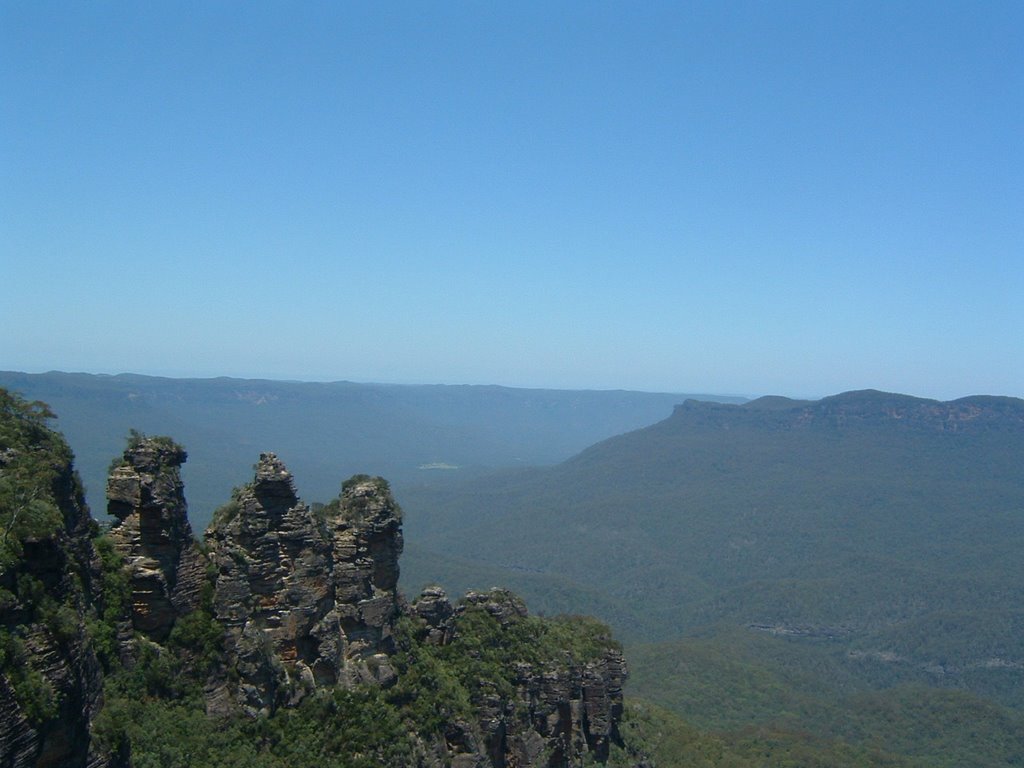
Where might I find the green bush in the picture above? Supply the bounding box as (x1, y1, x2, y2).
(0, 389, 72, 569)
(168, 607, 224, 674)
(211, 486, 247, 527)
(87, 535, 132, 668)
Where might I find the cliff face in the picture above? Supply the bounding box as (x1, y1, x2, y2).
(0, 392, 112, 768)
(411, 588, 627, 767)
(0, 518, 106, 768)
(203, 456, 404, 715)
(323, 473, 405, 682)
(105, 437, 204, 642)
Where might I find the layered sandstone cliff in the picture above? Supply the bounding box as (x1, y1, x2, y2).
(196, 453, 627, 765)
(0, 393, 116, 768)
(105, 436, 204, 641)
(411, 588, 627, 767)
(202, 455, 404, 715)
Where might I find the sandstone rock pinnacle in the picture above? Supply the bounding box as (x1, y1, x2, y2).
(105, 434, 204, 641)
(204, 458, 405, 714)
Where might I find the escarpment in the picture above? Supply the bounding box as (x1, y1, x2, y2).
(3, 396, 630, 768)
(175, 452, 629, 765)
(0, 392, 115, 768)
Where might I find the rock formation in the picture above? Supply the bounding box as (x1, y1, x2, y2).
(203, 456, 404, 715)
(105, 435, 204, 641)
(323, 473, 404, 683)
(0, 391, 117, 768)
(199, 456, 628, 764)
(411, 588, 628, 767)
(0, 515, 109, 768)
(413, 585, 455, 645)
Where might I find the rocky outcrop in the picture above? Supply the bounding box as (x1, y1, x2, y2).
(469, 590, 626, 767)
(203, 457, 404, 715)
(411, 588, 628, 767)
(203, 453, 332, 715)
(497, 653, 627, 766)
(200, 458, 628, 764)
(323, 473, 404, 685)
(105, 436, 204, 642)
(0, 535, 109, 768)
(0, 391, 114, 768)
(413, 585, 455, 645)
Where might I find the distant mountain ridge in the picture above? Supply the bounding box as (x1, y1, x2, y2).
(717, 388, 1024, 429)
(0, 370, 743, 529)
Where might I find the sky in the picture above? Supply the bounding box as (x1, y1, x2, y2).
(2, 1, 1022, 400)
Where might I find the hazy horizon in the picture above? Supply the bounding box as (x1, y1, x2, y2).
(4, 367, 1020, 405)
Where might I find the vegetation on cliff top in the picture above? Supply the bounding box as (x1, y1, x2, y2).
(0, 388, 92, 728)
(93, 583, 622, 766)
(0, 389, 73, 569)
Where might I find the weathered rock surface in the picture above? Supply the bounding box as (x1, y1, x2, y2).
(201, 459, 628, 764)
(413, 585, 455, 645)
(324, 473, 404, 685)
(203, 457, 404, 715)
(0, 400, 118, 768)
(0, 536, 109, 768)
(105, 436, 204, 642)
(412, 588, 628, 767)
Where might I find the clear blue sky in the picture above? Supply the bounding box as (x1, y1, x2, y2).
(2, 1, 1022, 400)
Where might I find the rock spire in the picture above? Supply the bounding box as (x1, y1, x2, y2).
(105, 434, 204, 641)
(203, 455, 404, 714)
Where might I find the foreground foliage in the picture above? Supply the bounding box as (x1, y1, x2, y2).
(93, 582, 621, 767)
(0, 390, 71, 570)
